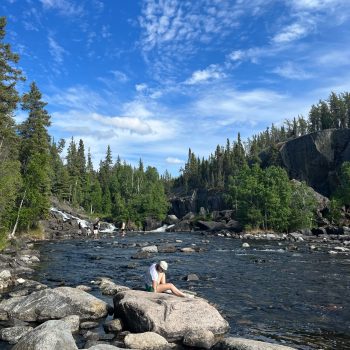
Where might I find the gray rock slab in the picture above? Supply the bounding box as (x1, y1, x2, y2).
(0, 326, 33, 344)
(0, 286, 108, 322)
(114, 290, 229, 341)
(12, 320, 78, 350)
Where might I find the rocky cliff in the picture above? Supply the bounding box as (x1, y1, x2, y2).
(274, 129, 350, 196)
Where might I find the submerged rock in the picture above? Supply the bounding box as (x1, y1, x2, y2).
(214, 337, 296, 350)
(113, 290, 229, 341)
(12, 320, 78, 350)
(0, 286, 108, 322)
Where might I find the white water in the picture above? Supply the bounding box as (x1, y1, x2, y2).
(149, 224, 174, 232)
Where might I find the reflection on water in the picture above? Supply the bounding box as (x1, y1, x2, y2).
(31, 232, 350, 350)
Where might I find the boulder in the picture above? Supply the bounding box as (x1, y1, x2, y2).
(164, 215, 179, 225)
(214, 337, 296, 350)
(99, 278, 130, 296)
(61, 314, 80, 333)
(144, 218, 162, 231)
(197, 221, 226, 231)
(0, 287, 108, 322)
(184, 274, 199, 281)
(87, 345, 126, 350)
(183, 330, 216, 349)
(113, 290, 229, 341)
(141, 245, 158, 253)
(103, 319, 123, 333)
(180, 247, 196, 253)
(124, 332, 168, 349)
(183, 212, 196, 220)
(12, 320, 78, 350)
(242, 243, 250, 248)
(81, 321, 99, 329)
(167, 220, 192, 232)
(226, 220, 243, 232)
(0, 326, 33, 344)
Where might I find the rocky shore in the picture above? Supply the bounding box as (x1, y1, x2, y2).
(0, 239, 304, 350)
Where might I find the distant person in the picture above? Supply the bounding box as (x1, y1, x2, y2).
(93, 219, 100, 235)
(121, 221, 126, 237)
(145, 261, 186, 297)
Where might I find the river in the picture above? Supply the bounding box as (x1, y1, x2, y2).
(30, 232, 350, 349)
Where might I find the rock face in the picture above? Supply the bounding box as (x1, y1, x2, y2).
(113, 290, 229, 341)
(276, 129, 350, 197)
(0, 326, 33, 344)
(0, 287, 108, 322)
(12, 320, 78, 350)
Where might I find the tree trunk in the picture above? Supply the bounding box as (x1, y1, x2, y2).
(9, 189, 27, 239)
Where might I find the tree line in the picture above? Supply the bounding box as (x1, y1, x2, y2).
(0, 17, 168, 243)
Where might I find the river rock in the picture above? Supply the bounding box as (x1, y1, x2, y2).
(183, 330, 216, 349)
(99, 278, 130, 295)
(0, 286, 108, 321)
(164, 215, 179, 225)
(76, 285, 92, 292)
(114, 290, 229, 341)
(167, 220, 192, 232)
(124, 332, 168, 349)
(61, 314, 80, 333)
(0, 325, 33, 344)
(87, 345, 125, 349)
(214, 337, 296, 349)
(12, 320, 78, 350)
(242, 243, 250, 248)
(103, 319, 123, 333)
(157, 245, 177, 253)
(81, 321, 99, 329)
(141, 245, 158, 253)
(184, 273, 199, 281)
(180, 247, 196, 253)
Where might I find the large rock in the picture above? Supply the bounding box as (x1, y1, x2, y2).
(99, 278, 130, 296)
(144, 218, 162, 231)
(113, 290, 229, 341)
(164, 215, 179, 225)
(274, 129, 350, 197)
(0, 325, 33, 344)
(214, 337, 296, 350)
(166, 220, 192, 232)
(197, 220, 226, 231)
(12, 320, 78, 350)
(87, 345, 125, 350)
(124, 332, 168, 349)
(183, 329, 216, 349)
(0, 287, 108, 322)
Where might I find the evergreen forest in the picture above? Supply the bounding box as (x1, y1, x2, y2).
(1, 15, 350, 244)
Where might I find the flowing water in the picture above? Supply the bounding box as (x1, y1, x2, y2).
(18, 232, 350, 349)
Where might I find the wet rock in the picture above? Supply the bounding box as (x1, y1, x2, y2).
(83, 330, 100, 340)
(61, 314, 80, 333)
(197, 220, 226, 231)
(183, 330, 216, 349)
(144, 218, 162, 231)
(103, 319, 123, 333)
(12, 320, 78, 350)
(167, 220, 192, 232)
(180, 247, 196, 253)
(242, 243, 250, 248)
(311, 227, 327, 236)
(131, 251, 153, 259)
(0, 326, 33, 344)
(157, 245, 177, 253)
(141, 245, 158, 253)
(124, 332, 168, 349)
(114, 290, 229, 341)
(226, 220, 243, 232)
(81, 321, 99, 329)
(76, 285, 92, 292)
(99, 277, 130, 296)
(164, 215, 179, 225)
(289, 232, 304, 241)
(184, 274, 199, 281)
(0, 286, 109, 321)
(213, 337, 296, 349)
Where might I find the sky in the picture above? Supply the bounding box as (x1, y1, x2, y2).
(2, 0, 350, 175)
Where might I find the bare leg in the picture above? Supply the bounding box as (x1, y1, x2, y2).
(156, 283, 186, 297)
(158, 272, 166, 285)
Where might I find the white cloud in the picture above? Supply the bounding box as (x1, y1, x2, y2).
(92, 113, 153, 135)
(135, 83, 148, 92)
(272, 62, 312, 80)
(40, 0, 84, 16)
(272, 23, 310, 43)
(229, 50, 244, 61)
(48, 35, 68, 64)
(111, 70, 128, 82)
(166, 157, 184, 164)
(185, 65, 225, 85)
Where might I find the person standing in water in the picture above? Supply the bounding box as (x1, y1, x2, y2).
(145, 261, 186, 297)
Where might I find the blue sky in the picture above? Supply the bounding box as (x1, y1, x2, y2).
(2, 0, 350, 175)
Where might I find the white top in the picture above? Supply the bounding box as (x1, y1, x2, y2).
(145, 263, 158, 286)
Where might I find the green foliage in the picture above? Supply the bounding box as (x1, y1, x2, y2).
(334, 161, 350, 206)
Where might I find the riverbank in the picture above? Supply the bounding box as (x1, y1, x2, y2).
(1, 231, 349, 349)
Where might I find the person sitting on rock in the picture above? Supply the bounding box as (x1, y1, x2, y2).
(145, 261, 186, 297)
